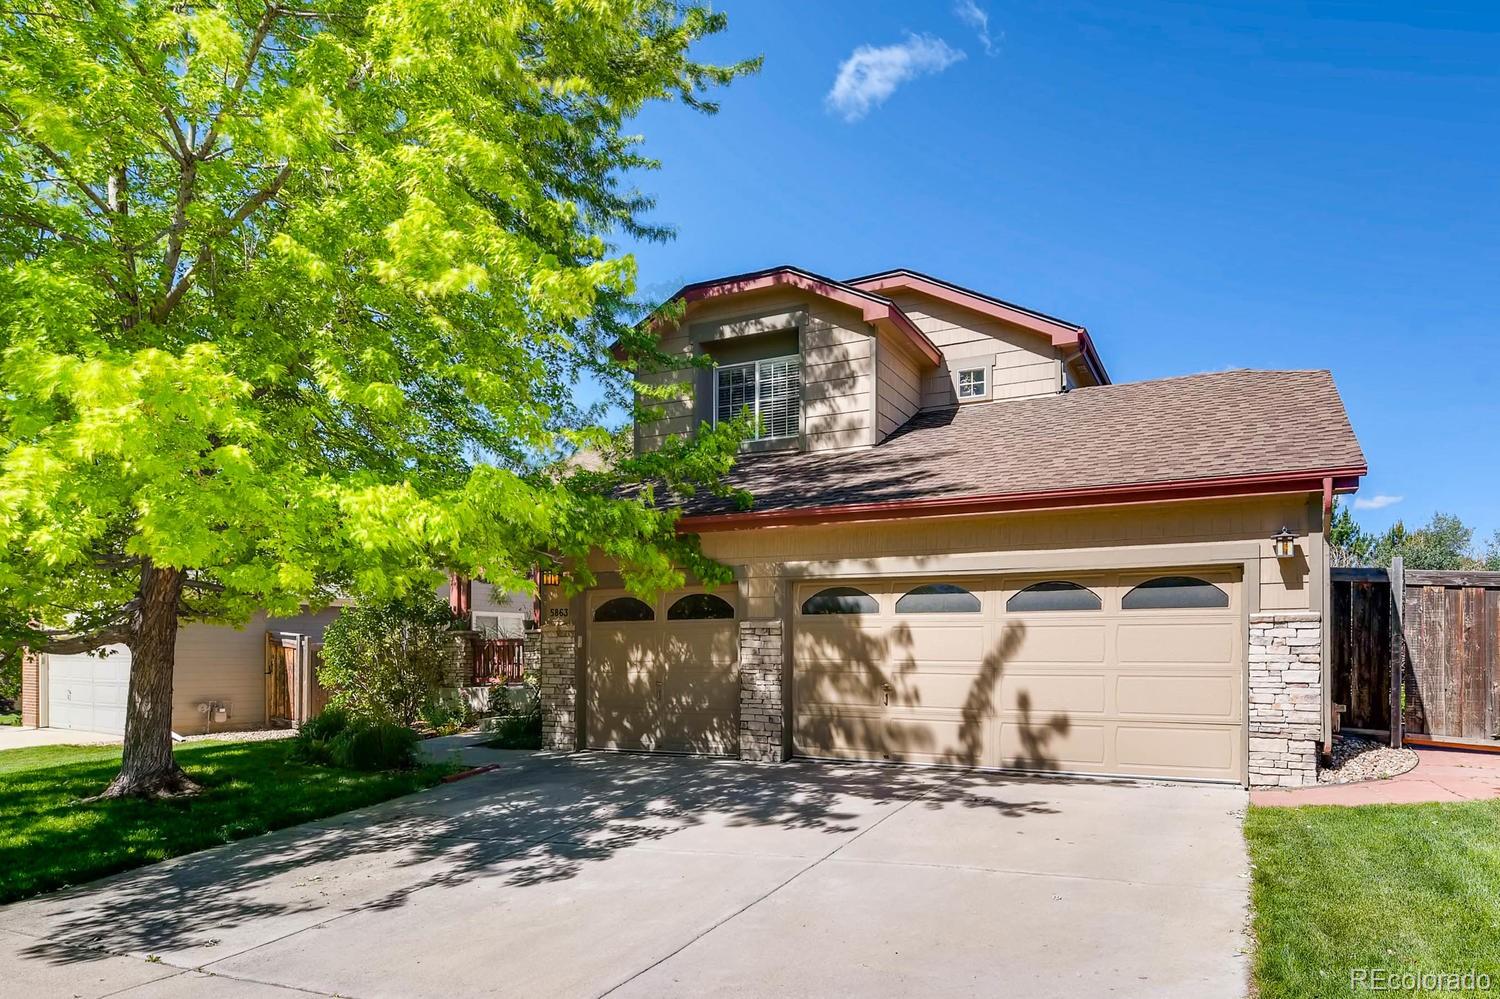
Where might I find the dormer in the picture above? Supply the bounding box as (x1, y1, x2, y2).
(632, 266, 1109, 457)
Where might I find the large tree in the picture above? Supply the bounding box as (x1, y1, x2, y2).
(0, 0, 755, 796)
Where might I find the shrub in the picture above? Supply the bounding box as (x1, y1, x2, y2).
(419, 696, 471, 736)
(484, 690, 541, 749)
(290, 706, 353, 766)
(328, 719, 418, 771)
(318, 594, 456, 726)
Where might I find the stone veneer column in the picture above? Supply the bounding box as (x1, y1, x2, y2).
(1248, 611, 1323, 787)
(442, 630, 478, 688)
(536, 624, 578, 751)
(738, 620, 786, 762)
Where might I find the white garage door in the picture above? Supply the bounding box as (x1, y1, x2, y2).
(792, 569, 1245, 782)
(46, 647, 131, 734)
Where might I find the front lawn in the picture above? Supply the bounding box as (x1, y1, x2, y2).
(0, 739, 451, 904)
(1246, 801, 1500, 998)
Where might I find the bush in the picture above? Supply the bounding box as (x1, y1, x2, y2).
(318, 594, 456, 726)
(483, 690, 541, 749)
(328, 719, 418, 771)
(419, 696, 471, 736)
(294, 709, 417, 770)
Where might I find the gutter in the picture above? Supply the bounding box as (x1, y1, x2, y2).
(676, 466, 1367, 533)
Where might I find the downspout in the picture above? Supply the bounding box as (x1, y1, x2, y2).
(1321, 476, 1334, 757)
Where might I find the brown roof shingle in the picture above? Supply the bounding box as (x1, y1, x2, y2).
(680, 369, 1365, 517)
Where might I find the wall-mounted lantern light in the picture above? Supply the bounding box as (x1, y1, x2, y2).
(1272, 527, 1297, 559)
(537, 569, 562, 587)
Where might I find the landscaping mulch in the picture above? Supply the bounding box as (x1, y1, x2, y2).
(1317, 733, 1419, 785)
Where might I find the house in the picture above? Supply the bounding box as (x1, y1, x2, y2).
(20, 581, 529, 736)
(533, 266, 1366, 788)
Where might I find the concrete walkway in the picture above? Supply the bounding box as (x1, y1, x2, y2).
(1, 749, 1251, 998)
(1251, 747, 1500, 806)
(0, 726, 119, 749)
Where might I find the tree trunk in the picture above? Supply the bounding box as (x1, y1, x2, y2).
(100, 563, 198, 798)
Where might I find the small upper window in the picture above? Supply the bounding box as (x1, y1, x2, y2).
(593, 597, 656, 622)
(957, 367, 987, 399)
(1006, 581, 1102, 613)
(801, 587, 878, 615)
(895, 583, 981, 614)
(667, 593, 736, 621)
(1121, 576, 1229, 610)
(715, 355, 801, 441)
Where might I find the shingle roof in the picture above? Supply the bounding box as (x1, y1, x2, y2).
(678, 370, 1365, 518)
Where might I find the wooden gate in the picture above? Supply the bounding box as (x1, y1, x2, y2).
(1401, 571, 1500, 743)
(1330, 568, 1393, 733)
(265, 632, 328, 727)
(266, 634, 298, 726)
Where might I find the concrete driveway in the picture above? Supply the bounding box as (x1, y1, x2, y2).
(1, 746, 1250, 998)
(0, 726, 119, 749)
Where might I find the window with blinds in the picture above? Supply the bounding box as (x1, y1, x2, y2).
(714, 354, 801, 441)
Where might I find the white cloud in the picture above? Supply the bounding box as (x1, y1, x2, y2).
(954, 0, 994, 54)
(1354, 494, 1404, 511)
(826, 34, 966, 122)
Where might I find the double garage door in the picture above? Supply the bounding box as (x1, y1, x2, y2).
(794, 570, 1245, 782)
(584, 569, 1245, 782)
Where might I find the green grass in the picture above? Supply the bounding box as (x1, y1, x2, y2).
(0, 739, 452, 904)
(1246, 801, 1500, 998)
(0, 713, 20, 726)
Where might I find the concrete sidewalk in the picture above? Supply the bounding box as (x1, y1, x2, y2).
(1, 752, 1250, 998)
(1251, 747, 1500, 806)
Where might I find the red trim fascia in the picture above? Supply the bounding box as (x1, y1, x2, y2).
(677, 269, 942, 366)
(676, 466, 1369, 533)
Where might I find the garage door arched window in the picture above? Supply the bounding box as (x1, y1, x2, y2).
(593, 597, 656, 622)
(1122, 576, 1228, 610)
(895, 583, 980, 614)
(801, 586, 878, 615)
(667, 593, 736, 620)
(1006, 581, 1101, 613)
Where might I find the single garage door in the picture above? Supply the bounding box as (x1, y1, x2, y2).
(46, 647, 131, 734)
(585, 589, 739, 755)
(793, 570, 1244, 782)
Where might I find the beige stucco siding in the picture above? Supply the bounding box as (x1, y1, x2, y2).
(888, 291, 1062, 407)
(874, 329, 923, 440)
(170, 608, 341, 733)
(634, 289, 879, 453)
(683, 494, 1321, 620)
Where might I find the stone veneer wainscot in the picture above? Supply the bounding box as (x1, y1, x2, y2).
(1247, 611, 1323, 787)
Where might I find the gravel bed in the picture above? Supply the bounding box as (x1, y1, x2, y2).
(1317, 733, 1419, 784)
(176, 728, 298, 744)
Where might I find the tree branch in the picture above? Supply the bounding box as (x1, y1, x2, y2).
(26, 622, 133, 654)
(150, 163, 291, 323)
(197, 3, 279, 159)
(0, 105, 113, 216)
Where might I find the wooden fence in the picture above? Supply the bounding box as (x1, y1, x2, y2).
(1330, 562, 1500, 747)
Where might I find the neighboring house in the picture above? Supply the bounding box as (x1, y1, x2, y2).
(537, 266, 1366, 788)
(21, 582, 529, 737)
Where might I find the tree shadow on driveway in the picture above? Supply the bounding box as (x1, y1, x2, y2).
(3, 751, 1104, 967)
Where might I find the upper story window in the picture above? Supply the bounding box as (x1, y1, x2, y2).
(715, 355, 801, 441)
(957, 367, 987, 400)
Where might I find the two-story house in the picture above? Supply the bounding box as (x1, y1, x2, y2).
(537, 266, 1366, 788)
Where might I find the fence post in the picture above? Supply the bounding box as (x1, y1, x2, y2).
(1388, 555, 1404, 749)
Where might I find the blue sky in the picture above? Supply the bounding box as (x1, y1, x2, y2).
(615, 1, 1499, 542)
